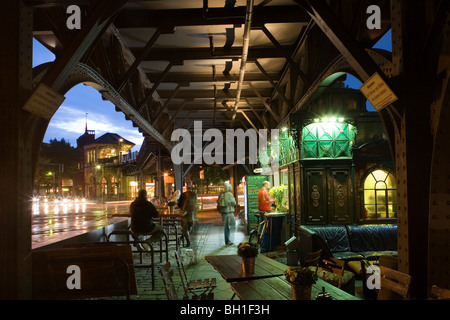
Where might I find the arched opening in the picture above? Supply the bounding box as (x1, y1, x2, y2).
(31, 40, 148, 245)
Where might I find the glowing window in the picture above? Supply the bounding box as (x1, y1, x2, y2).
(363, 169, 397, 219)
(301, 121, 356, 159)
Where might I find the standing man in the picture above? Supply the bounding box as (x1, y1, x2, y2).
(130, 189, 165, 249)
(258, 181, 273, 213)
(217, 182, 237, 246)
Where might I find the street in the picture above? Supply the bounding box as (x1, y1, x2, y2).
(31, 195, 245, 249)
(31, 199, 131, 249)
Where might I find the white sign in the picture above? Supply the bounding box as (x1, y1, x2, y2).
(23, 83, 65, 120)
(360, 72, 398, 111)
(62, 179, 73, 187)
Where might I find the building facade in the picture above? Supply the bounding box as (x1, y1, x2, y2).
(263, 87, 395, 232)
(75, 129, 138, 201)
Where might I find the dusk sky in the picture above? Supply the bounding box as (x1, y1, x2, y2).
(33, 39, 145, 151)
(33, 30, 391, 152)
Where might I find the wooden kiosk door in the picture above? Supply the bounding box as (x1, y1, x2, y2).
(304, 167, 352, 224)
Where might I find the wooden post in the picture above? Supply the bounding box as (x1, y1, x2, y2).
(0, 1, 34, 299)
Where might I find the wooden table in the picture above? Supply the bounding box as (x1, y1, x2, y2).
(230, 276, 361, 300)
(204, 254, 288, 283)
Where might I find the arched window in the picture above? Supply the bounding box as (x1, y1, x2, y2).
(363, 169, 397, 220)
(111, 176, 118, 195)
(101, 177, 107, 195)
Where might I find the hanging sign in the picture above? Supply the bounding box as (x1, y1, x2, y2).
(23, 83, 65, 120)
(359, 72, 398, 111)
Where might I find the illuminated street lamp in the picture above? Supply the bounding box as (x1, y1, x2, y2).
(47, 171, 56, 195)
(96, 164, 104, 203)
(119, 138, 123, 163)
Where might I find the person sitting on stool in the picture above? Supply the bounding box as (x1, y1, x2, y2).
(130, 189, 164, 250)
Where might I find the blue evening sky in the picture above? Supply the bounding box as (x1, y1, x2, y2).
(33, 40, 145, 151)
(33, 29, 392, 149)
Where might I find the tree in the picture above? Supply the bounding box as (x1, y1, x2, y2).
(205, 166, 229, 185)
(34, 138, 77, 194)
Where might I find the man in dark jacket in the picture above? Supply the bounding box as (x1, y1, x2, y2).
(130, 189, 164, 248)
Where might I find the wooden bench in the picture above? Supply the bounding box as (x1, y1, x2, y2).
(32, 245, 137, 300)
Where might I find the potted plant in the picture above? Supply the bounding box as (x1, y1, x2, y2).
(268, 185, 288, 212)
(237, 242, 258, 274)
(284, 266, 318, 300)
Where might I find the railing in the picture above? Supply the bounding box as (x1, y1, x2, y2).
(122, 151, 138, 163)
(97, 151, 139, 166)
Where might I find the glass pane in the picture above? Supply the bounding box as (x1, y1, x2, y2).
(386, 173, 397, 188)
(372, 169, 388, 182)
(377, 205, 387, 217)
(364, 189, 376, 205)
(376, 190, 386, 205)
(388, 190, 397, 204)
(375, 181, 387, 190)
(365, 205, 377, 219)
(364, 174, 376, 189)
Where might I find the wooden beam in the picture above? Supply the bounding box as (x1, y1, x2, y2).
(254, 59, 292, 108)
(129, 46, 288, 62)
(145, 72, 280, 83)
(161, 101, 188, 136)
(249, 82, 281, 122)
(239, 110, 260, 134)
(245, 98, 268, 129)
(259, 25, 310, 86)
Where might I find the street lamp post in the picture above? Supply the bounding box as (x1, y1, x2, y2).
(96, 164, 104, 203)
(47, 171, 56, 196)
(119, 138, 123, 163)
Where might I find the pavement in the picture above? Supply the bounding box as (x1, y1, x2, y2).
(118, 209, 254, 300)
(97, 209, 364, 301)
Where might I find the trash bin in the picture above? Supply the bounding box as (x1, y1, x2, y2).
(260, 213, 285, 253)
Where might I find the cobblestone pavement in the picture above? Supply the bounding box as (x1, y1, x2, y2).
(102, 210, 257, 300)
(96, 210, 364, 301)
